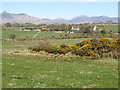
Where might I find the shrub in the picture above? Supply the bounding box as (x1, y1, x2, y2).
(29, 46, 44, 52)
(60, 44, 67, 48)
(44, 46, 58, 54)
(29, 38, 120, 59)
(100, 30, 106, 37)
(9, 34, 16, 39)
(72, 49, 86, 56)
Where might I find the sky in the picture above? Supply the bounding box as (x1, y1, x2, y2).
(1, 2, 118, 19)
(0, 0, 119, 2)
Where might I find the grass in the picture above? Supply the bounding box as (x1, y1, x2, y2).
(2, 30, 80, 39)
(2, 38, 93, 52)
(1, 23, 118, 89)
(97, 24, 118, 33)
(2, 37, 118, 88)
(2, 53, 118, 88)
(2, 24, 118, 39)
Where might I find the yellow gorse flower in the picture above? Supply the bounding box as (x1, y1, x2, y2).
(101, 49, 109, 52)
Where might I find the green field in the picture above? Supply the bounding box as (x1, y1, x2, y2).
(2, 26, 118, 88)
(2, 30, 81, 39)
(2, 36, 118, 88)
(2, 24, 118, 39)
(97, 24, 118, 33)
(3, 54, 118, 88)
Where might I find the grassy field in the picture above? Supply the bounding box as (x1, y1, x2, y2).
(97, 24, 118, 33)
(2, 37, 118, 88)
(3, 54, 118, 88)
(2, 30, 80, 39)
(2, 24, 118, 39)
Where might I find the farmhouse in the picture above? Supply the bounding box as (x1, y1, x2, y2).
(71, 26, 80, 31)
(93, 26, 97, 31)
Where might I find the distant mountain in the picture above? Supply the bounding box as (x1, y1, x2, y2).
(69, 15, 118, 23)
(52, 18, 68, 23)
(0, 11, 41, 24)
(41, 18, 51, 20)
(69, 15, 90, 23)
(0, 11, 118, 24)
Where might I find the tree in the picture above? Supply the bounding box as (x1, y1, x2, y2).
(109, 29, 113, 37)
(105, 20, 113, 24)
(80, 25, 92, 33)
(100, 30, 106, 37)
(5, 23, 11, 27)
(9, 34, 16, 39)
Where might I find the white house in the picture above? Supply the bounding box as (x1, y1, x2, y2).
(71, 26, 80, 31)
(93, 26, 97, 31)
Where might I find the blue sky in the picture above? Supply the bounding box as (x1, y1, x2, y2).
(2, 2, 118, 19)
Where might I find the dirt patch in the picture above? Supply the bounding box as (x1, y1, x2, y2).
(13, 50, 49, 56)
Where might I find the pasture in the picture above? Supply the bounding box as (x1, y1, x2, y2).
(2, 39, 118, 88)
(2, 25, 118, 88)
(97, 24, 118, 33)
(2, 24, 118, 39)
(2, 30, 80, 39)
(3, 53, 118, 88)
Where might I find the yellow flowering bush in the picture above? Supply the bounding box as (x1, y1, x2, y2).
(29, 38, 120, 59)
(81, 44, 92, 50)
(87, 51, 95, 56)
(101, 49, 109, 53)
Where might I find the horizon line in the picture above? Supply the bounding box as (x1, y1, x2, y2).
(0, 11, 118, 20)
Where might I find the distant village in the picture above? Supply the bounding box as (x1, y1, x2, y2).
(2, 21, 117, 34)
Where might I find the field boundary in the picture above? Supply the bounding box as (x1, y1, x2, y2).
(1, 36, 118, 41)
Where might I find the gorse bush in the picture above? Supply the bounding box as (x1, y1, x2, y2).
(29, 38, 120, 59)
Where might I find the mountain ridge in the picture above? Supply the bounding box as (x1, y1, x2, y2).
(0, 11, 118, 24)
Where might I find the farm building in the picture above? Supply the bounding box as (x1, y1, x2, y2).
(71, 26, 80, 31)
